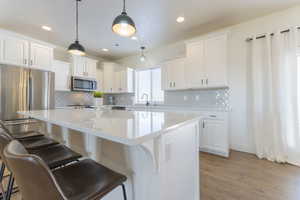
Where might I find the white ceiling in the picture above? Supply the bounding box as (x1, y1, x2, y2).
(0, 0, 299, 59)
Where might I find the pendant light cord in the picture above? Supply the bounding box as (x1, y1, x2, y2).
(122, 0, 126, 13)
(76, 0, 79, 41)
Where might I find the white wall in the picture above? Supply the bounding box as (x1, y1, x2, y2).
(117, 5, 300, 154)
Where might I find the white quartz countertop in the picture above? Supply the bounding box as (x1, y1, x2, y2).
(18, 109, 201, 146)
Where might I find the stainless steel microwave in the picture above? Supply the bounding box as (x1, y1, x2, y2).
(71, 76, 97, 92)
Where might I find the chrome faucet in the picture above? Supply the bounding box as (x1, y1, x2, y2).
(141, 93, 150, 106)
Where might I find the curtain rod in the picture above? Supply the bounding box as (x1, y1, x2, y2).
(245, 27, 300, 42)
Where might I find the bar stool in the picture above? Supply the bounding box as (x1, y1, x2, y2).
(0, 119, 45, 139)
(0, 131, 82, 200)
(4, 140, 128, 200)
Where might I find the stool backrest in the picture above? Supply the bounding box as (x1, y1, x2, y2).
(4, 140, 67, 200)
(0, 130, 13, 166)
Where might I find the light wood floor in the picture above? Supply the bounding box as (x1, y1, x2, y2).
(7, 151, 300, 200)
(200, 151, 300, 200)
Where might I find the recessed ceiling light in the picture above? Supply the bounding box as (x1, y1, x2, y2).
(131, 36, 138, 40)
(176, 16, 185, 23)
(102, 48, 109, 52)
(42, 25, 52, 31)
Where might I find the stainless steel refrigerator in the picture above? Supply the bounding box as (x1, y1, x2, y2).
(0, 65, 55, 121)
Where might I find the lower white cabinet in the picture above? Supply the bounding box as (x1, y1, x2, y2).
(52, 60, 71, 91)
(199, 113, 229, 157)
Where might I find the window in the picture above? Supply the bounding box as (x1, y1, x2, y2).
(135, 67, 164, 104)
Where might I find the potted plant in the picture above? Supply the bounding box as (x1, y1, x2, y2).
(93, 91, 104, 107)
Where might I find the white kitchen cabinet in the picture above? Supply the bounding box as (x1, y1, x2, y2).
(115, 68, 134, 93)
(162, 58, 186, 90)
(103, 62, 134, 93)
(29, 42, 53, 71)
(185, 33, 228, 89)
(0, 35, 29, 67)
(203, 34, 228, 87)
(199, 114, 229, 157)
(71, 55, 98, 78)
(71, 55, 86, 77)
(85, 58, 98, 79)
(185, 41, 205, 88)
(103, 62, 117, 93)
(0, 31, 54, 71)
(52, 60, 71, 91)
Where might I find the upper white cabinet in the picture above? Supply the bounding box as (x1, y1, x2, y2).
(85, 58, 98, 79)
(185, 33, 228, 89)
(103, 62, 116, 93)
(71, 55, 98, 79)
(203, 34, 228, 87)
(114, 68, 134, 93)
(52, 60, 71, 91)
(0, 35, 29, 67)
(162, 58, 186, 90)
(102, 62, 134, 94)
(185, 40, 205, 88)
(30, 42, 53, 71)
(71, 55, 86, 77)
(161, 33, 228, 91)
(0, 30, 54, 71)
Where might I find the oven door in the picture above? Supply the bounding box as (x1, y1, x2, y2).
(72, 77, 97, 92)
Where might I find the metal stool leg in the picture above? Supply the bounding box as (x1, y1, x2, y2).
(0, 163, 5, 183)
(121, 184, 127, 200)
(5, 174, 14, 200)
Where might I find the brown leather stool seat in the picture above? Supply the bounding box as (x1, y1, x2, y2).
(0, 130, 80, 169)
(4, 140, 128, 200)
(9, 131, 43, 140)
(29, 144, 82, 169)
(53, 159, 127, 200)
(0, 131, 82, 200)
(18, 135, 59, 150)
(1, 120, 45, 139)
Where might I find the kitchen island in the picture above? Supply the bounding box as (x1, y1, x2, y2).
(19, 109, 201, 200)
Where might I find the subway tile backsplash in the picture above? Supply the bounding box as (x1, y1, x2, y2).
(104, 89, 230, 111)
(55, 91, 94, 107)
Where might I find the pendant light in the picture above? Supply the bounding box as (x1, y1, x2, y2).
(112, 0, 136, 37)
(140, 46, 146, 62)
(68, 0, 86, 56)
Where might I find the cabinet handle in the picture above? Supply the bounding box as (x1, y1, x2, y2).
(201, 79, 204, 85)
(24, 59, 27, 65)
(173, 82, 176, 87)
(30, 60, 33, 66)
(202, 121, 205, 128)
(169, 82, 172, 88)
(206, 79, 208, 85)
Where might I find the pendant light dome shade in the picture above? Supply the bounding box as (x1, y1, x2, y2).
(68, 0, 86, 56)
(68, 40, 86, 56)
(112, 0, 136, 37)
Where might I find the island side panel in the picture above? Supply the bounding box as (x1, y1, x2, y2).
(160, 121, 200, 200)
(45, 120, 200, 200)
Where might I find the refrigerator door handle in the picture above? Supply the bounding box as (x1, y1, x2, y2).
(28, 76, 32, 110)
